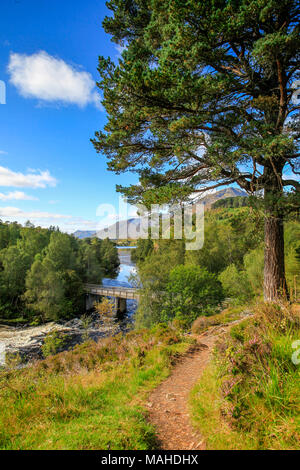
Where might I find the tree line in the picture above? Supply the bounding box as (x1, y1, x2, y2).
(132, 206, 300, 328)
(0, 220, 119, 324)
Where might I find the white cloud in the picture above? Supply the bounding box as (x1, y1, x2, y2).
(8, 51, 101, 108)
(0, 191, 38, 201)
(0, 166, 57, 188)
(283, 171, 300, 181)
(0, 206, 98, 233)
(115, 44, 126, 59)
(0, 151, 7, 155)
(0, 207, 71, 220)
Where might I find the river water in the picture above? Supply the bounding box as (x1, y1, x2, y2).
(102, 247, 138, 319)
(0, 247, 138, 366)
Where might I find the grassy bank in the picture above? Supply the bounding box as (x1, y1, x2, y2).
(190, 303, 300, 450)
(0, 325, 192, 450)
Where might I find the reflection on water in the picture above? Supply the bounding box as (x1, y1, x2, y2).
(102, 248, 138, 318)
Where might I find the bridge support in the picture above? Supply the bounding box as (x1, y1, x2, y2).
(86, 293, 99, 311)
(116, 297, 127, 315)
(86, 293, 127, 315)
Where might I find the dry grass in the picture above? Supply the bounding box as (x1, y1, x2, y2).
(191, 305, 250, 334)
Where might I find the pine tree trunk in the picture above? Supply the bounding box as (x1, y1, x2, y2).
(264, 210, 288, 302)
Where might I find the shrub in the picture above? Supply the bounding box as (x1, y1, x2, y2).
(81, 314, 92, 342)
(191, 306, 248, 334)
(94, 298, 119, 333)
(5, 352, 23, 369)
(164, 265, 224, 326)
(42, 331, 67, 358)
(244, 247, 264, 294)
(191, 302, 300, 449)
(219, 264, 253, 303)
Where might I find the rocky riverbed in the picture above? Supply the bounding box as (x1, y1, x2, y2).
(0, 314, 123, 366)
(0, 247, 137, 368)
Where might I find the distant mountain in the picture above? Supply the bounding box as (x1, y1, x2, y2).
(96, 218, 141, 240)
(75, 187, 247, 241)
(194, 187, 248, 209)
(73, 230, 96, 239)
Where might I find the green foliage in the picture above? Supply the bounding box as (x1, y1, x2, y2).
(81, 314, 92, 342)
(284, 221, 300, 299)
(185, 207, 264, 274)
(93, 0, 299, 208)
(45, 232, 77, 272)
(0, 246, 31, 308)
(219, 264, 253, 303)
(218, 218, 300, 304)
(164, 265, 223, 325)
(190, 303, 300, 449)
(94, 0, 300, 299)
(212, 197, 250, 210)
(24, 258, 65, 322)
(244, 248, 265, 294)
(0, 325, 191, 450)
(42, 332, 67, 358)
(99, 238, 120, 277)
(131, 239, 153, 264)
(135, 208, 300, 327)
(0, 221, 119, 322)
(80, 239, 104, 283)
(135, 240, 185, 328)
(136, 245, 224, 328)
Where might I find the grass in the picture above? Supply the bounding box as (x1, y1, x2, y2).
(191, 305, 250, 334)
(2, 303, 298, 450)
(0, 324, 193, 450)
(0, 318, 29, 326)
(190, 302, 300, 450)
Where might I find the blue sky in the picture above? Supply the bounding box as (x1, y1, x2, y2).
(0, 0, 138, 232)
(0, 1, 298, 233)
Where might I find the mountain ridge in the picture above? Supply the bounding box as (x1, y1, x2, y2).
(73, 188, 248, 239)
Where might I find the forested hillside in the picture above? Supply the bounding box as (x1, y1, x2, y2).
(132, 206, 300, 328)
(0, 221, 119, 324)
(1, 206, 299, 450)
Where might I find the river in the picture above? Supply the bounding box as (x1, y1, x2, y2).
(103, 247, 138, 319)
(0, 246, 138, 366)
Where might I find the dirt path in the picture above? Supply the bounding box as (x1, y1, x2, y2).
(147, 329, 223, 450)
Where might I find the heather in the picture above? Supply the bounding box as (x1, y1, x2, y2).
(190, 303, 300, 450)
(0, 325, 192, 450)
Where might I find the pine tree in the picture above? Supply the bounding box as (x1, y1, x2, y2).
(93, 0, 300, 300)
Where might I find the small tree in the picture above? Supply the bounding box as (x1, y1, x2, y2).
(219, 264, 253, 303)
(166, 265, 224, 324)
(94, 298, 117, 330)
(24, 258, 65, 322)
(42, 331, 67, 358)
(93, 0, 300, 301)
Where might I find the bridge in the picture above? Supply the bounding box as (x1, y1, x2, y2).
(84, 284, 140, 314)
